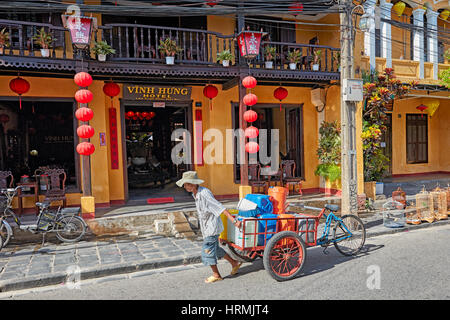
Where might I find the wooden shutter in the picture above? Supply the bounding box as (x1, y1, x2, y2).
(406, 114, 428, 163)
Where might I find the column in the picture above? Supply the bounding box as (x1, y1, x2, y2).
(380, 0, 393, 68)
(426, 10, 439, 80)
(413, 8, 426, 79)
(363, 0, 377, 71)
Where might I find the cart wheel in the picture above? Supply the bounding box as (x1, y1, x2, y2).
(333, 214, 366, 256)
(263, 231, 307, 281)
(228, 245, 257, 262)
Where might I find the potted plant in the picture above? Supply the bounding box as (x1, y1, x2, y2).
(264, 46, 277, 69)
(0, 28, 10, 55)
(332, 51, 340, 72)
(158, 37, 182, 65)
(286, 49, 301, 70)
(32, 27, 54, 57)
(91, 40, 116, 61)
(216, 49, 233, 67)
(315, 120, 341, 191)
(312, 49, 322, 71)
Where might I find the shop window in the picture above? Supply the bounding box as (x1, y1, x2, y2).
(406, 114, 428, 164)
(0, 99, 79, 190)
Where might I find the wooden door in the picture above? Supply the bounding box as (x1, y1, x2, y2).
(287, 107, 304, 178)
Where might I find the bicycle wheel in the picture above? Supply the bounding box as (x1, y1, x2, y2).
(333, 214, 366, 256)
(55, 216, 86, 243)
(0, 220, 12, 247)
(263, 231, 306, 281)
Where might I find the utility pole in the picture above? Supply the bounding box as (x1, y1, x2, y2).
(340, 0, 359, 216)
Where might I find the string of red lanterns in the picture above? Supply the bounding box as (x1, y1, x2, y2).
(242, 76, 259, 154)
(125, 111, 156, 120)
(74, 72, 95, 156)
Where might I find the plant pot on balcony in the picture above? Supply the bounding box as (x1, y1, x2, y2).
(289, 63, 297, 70)
(312, 64, 320, 71)
(222, 60, 230, 67)
(165, 56, 175, 65)
(40, 48, 50, 57)
(98, 54, 106, 62)
(265, 61, 273, 69)
(0, 47, 4, 55)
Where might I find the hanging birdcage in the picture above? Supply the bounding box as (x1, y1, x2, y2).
(405, 203, 421, 225)
(431, 187, 448, 221)
(392, 187, 406, 208)
(415, 187, 435, 223)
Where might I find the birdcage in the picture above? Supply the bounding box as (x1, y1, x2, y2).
(392, 187, 406, 208)
(405, 204, 421, 225)
(382, 200, 406, 228)
(431, 187, 448, 221)
(415, 188, 434, 223)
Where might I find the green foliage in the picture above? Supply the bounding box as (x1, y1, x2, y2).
(0, 28, 10, 47)
(32, 27, 54, 49)
(362, 121, 390, 182)
(331, 51, 340, 68)
(264, 46, 277, 61)
(216, 49, 234, 62)
(158, 37, 182, 57)
(315, 120, 341, 183)
(91, 40, 116, 55)
(313, 49, 322, 64)
(287, 49, 301, 63)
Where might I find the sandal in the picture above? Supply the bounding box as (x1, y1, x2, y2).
(230, 262, 242, 276)
(204, 275, 223, 283)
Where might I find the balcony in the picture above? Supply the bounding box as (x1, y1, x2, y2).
(0, 18, 340, 84)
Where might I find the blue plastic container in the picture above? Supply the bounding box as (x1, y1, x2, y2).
(238, 209, 259, 217)
(244, 194, 273, 216)
(257, 213, 278, 246)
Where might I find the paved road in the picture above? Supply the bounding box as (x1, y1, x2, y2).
(2, 224, 449, 300)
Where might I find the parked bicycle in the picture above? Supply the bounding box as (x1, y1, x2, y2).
(0, 186, 87, 249)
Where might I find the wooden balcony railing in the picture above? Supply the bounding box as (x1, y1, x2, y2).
(0, 18, 340, 75)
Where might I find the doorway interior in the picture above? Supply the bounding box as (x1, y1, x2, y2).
(124, 103, 192, 202)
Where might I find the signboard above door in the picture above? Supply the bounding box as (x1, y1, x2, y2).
(124, 84, 192, 102)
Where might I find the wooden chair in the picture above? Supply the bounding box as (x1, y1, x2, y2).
(0, 171, 14, 189)
(41, 168, 67, 208)
(281, 160, 303, 195)
(248, 164, 268, 194)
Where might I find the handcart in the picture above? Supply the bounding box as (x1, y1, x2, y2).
(220, 204, 366, 281)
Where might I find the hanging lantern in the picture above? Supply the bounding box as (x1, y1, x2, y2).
(393, 1, 406, 17)
(203, 85, 218, 110)
(0, 114, 10, 123)
(289, 2, 304, 16)
(9, 77, 30, 110)
(245, 141, 259, 154)
(423, 99, 439, 117)
(126, 111, 135, 119)
(274, 86, 288, 111)
(149, 111, 156, 119)
(77, 124, 95, 139)
(206, 0, 219, 6)
(416, 104, 428, 118)
(237, 30, 266, 60)
(243, 93, 258, 106)
(242, 76, 257, 89)
(135, 112, 141, 120)
(243, 109, 258, 123)
(75, 107, 94, 122)
(141, 111, 149, 119)
(75, 89, 93, 104)
(245, 126, 259, 139)
(76, 142, 95, 156)
(103, 82, 121, 108)
(440, 9, 450, 20)
(74, 72, 93, 87)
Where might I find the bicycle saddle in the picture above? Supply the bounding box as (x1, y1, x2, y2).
(324, 204, 339, 212)
(36, 202, 50, 208)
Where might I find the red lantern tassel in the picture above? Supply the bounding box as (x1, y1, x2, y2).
(19, 95, 22, 110)
(279, 102, 282, 111)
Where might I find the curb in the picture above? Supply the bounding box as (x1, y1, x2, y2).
(0, 218, 448, 293)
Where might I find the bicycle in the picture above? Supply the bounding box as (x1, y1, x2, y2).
(0, 186, 87, 248)
(221, 203, 366, 281)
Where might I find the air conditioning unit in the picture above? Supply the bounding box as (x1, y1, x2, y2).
(311, 88, 325, 107)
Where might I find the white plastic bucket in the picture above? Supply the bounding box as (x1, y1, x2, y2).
(235, 217, 258, 248)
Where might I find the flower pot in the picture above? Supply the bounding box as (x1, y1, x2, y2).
(40, 48, 50, 57)
(265, 61, 273, 69)
(312, 64, 320, 71)
(289, 63, 296, 70)
(165, 56, 175, 65)
(376, 182, 384, 195)
(222, 60, 230, 67)
(98, 54, 106, 61)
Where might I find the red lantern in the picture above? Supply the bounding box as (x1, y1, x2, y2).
(149, 111, 156, 119)
(245, 141, 259, 154)
(245, 126, 259, 139)
(237, 30, 266, 59)
(141, 112, 149, 119)
(274, 86, 288, 111)
(75, 89, 93, 104)
(126, 111, 135, 119)
(242, 76, 257, 89)
(77, 124, 95, 139)
(416, 104, 428, 118)
(243, 93, 258, 106)
(206, 1, 219, 6)
(103, 82, 120, 108)
(289, 2, 304, 16)
(75, 107, 94, 122)
(203, 85, 218, 110)
(9, 77, 30, 110)
(0, 114, 10, 123)
(74, 72, 92, 87)
(243, 109, 258, 123)
(135, 112, 141, 119)
(76, 142, 95, 156)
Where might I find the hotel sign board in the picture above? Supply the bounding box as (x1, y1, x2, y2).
(124, 84, 192, 102)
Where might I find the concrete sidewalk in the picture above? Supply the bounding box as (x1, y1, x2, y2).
(0, 207, 448, 293)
